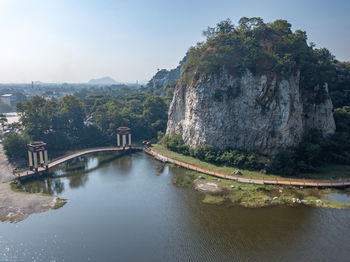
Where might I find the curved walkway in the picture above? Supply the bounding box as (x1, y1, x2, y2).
(144, 147, 350, 188)
(17, 146, 142, 179)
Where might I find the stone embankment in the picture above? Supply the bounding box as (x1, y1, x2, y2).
(144, 147, 350, 188)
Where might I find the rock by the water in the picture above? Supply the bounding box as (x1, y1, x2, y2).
(292, 198, 302, 204)
(166, 70, 335, 156)
(233, 170, 242, 176)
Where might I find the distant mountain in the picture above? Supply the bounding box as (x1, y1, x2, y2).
(88, 76, 118, 85)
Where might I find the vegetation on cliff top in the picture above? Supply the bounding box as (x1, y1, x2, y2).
(181, 17, 336, 95)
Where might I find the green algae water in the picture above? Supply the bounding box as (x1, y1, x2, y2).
(1, 152, 350, 261)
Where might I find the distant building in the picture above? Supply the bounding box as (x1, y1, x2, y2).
(1, 94, 13, 106)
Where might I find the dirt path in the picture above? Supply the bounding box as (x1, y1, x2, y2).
(0, 145, 58, 222)
(0, 144, 14, 183)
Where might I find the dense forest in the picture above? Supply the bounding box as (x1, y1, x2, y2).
(3, 17, 350, 176)
(4, 90, 169, 162)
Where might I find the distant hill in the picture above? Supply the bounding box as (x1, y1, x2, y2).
(88, 76, 118, 85)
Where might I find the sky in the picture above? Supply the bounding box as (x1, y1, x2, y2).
(0, 0, 349, 83)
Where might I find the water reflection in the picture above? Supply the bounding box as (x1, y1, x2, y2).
(22, 151, 130, 193)
(166, 166, 317, 260)
(12, 153, 350, 262)
(23, 178, 65, 195)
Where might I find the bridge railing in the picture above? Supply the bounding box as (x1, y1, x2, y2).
(48, 146, 122, 164)
(48, 146, 142, 165)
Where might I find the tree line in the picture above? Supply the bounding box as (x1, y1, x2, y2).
(4, 92, 168, 164)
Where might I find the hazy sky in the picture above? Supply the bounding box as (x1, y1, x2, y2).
(0, 0, 349, 83)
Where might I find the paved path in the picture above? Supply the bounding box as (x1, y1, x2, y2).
(0, 145, 14, 183)
(144, 147, 350, 188)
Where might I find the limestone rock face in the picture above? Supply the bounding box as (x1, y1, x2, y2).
(166, 70, 336, 156)
(147, 56, 187, 95)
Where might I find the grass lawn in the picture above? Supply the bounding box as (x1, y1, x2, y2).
(151, 144, 350, 180)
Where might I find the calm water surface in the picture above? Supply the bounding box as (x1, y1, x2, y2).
(0, 152, 350, 262)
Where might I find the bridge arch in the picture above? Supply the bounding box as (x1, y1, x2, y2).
(22, 127, 137, 177)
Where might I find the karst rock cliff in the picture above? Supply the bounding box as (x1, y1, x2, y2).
(166, 70, 335, 156)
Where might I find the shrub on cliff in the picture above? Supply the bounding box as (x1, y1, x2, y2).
(270, 116, 350, 176)
(181, 17, 336, 99)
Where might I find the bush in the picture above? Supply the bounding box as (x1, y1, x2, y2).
(269, 120, 350, 176)
(161, 134, 261, 170)
(3, 133, 30, 161)
(161, 133, 189, 155)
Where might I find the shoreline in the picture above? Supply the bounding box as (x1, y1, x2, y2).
(146, 145, 350, 209)
(0, 144, 61, 222)
(145, 145, 350, 188)
(1, 143, 349, 223)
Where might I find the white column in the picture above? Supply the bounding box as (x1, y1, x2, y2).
(44, 150, 48, 166)
(117, 134, 120, 147)
(128, 134, 131, 145)
(39, 151, 44, 165)
(33, 152, 38, 168)
(28, 151, 33, 167)
(122, 135, 126, 146)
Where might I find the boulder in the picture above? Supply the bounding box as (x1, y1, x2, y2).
(233, 170, 242, 176)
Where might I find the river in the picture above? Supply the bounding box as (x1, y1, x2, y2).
(0, 152, 349, 261)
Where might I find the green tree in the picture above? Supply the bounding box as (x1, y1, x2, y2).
(3, 133, 30, 161)
(21, 96, 58, 139)
(58, 95, 85, 132)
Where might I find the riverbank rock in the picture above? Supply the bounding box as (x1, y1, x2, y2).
(234, 170, 242, 176)
(195, 182, 222, 193)
(292, 198, 302, 204)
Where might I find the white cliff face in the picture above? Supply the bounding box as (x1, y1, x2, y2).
(166, 70, 336, 156)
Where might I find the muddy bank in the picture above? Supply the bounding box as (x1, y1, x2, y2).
(0, 183, 64, 222)
(0, 145, 60, 222)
